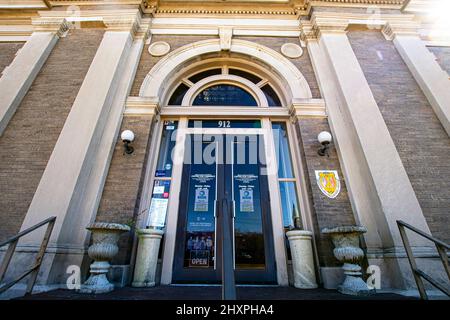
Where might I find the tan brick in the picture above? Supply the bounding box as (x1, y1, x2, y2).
(0, 29, 104, 242)
(348, 30, 450, 243)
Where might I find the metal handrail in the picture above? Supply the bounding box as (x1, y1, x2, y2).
(397, 220, 450, 300)
(0, 216, 56, 296)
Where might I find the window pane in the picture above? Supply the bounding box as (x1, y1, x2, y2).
(278, 181, 302, 229)
(188, 68, 221, 83)
(261, 84, 282, 107)
(193, 84, 258, 106)
(229, 68, 261, 84)
(168, 83, 189, 105)
(271, 122, 295, 178)
(155, 121, 178, 177)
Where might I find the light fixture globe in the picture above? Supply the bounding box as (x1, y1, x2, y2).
(121, 130, 135, 154)
(317, 131, 332, 156)
(318, 131, 332, 145)
(121, 129, 135, 143)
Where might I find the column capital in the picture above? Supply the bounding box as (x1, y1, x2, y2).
(103, 11, 141, 34)
(31, 17, 70, 37)
(309, 13, 349, 39)
(382, 21, 420, 41)
(289, 98, 327, 121)
(124, 97, 161, 117)
(299, 21, 317, 43)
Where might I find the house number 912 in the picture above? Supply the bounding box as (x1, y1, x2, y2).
(218, 120, 231, 128)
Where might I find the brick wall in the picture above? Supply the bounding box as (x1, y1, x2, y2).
(95, 115, 155, 264)
(428, 46, 450, 76)
(235, 36, 321, 99)
(348, 30, 450, 243)
(0, 42, 23, 75)
(295, 118, 356, 266)
(130, 35, 213, 96)
(0, 29, 104, 242)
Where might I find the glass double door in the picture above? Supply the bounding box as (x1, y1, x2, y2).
(173, 128, 276, 284)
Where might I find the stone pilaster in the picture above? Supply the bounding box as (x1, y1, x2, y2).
(17, 12, 148, 286)
(0, 17, 68, 136)
(304, 16, 433, 289)
(383, 22, 450, 136)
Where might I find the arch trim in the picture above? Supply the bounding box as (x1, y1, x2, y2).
(139, 39, 312, 102)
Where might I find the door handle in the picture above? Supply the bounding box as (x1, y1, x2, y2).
(221, 198, 228, 219)
(230, 200, 235, 218)
(214, 200, 218, 218)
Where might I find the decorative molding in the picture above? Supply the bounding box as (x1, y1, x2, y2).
(148, 40, 170, 56)
(31, 17, 70, 37)
(139, 0, 405, 17)
(381, 21, 419, 40)
(0, 22, 33, 40)
(289, 98, 327, 119)
(102, 11, 141, 34)
(0, 0, 50, 9)
(125, 96, 160, 116)
(219, 26, 233, 51)
(281, 42, 303, 58)
(159, 106, 291, 117)
(300, 11, 418, 41)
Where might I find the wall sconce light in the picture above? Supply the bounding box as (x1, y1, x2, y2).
(317, 131, 332, 157)
(121, 130, 135, 155)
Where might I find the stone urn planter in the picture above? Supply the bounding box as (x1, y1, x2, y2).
(132, 228, 164, 287)
(321, 226, 373, 296)
(286, 230, 318, 289)
(80, 222, 130, 294)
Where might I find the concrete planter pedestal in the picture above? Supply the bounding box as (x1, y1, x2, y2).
(286, 230, 318, 289)
(132, 228, 164, 287)
(80, 222, 130, 294)
(321, 226, 373, 296)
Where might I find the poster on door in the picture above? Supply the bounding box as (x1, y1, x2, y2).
(146, 180, 171, 228)
(194, 187, 209, 212)
(240, 187, 254, 212)
(186, 232, 214, 268)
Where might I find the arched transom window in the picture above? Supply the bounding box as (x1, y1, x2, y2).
(167, 65, 283, 107)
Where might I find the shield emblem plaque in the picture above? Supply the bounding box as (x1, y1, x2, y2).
(315, 170, 341, 199)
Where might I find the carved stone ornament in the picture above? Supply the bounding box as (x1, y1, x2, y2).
(321, 226, 374, 296)
(281, 43, 303, 59)
(219, 27, 233, 51)
(80, 222, 130, 294)
(148, 41, 171, 57)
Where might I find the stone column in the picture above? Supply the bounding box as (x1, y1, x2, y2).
(0, 17, 68, 136)
(383, 23, 450, 136)
(303, 16, 433, 289)
(286, 230, 318, 289)
(17, 11, 145, 286)
(132, 229, 164, 287)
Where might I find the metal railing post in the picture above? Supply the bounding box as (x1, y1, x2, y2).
(397, 223, 428, 299)
(0, 216, 56, 296)
(25, 218, 56, 295)
(397, 220, 450, 300)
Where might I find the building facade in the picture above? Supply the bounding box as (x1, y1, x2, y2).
(0, 0, 449, 294)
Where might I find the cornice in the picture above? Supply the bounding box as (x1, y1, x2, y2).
(381, 20, 419, 40)
(35, 9, 150, 38)
(31, 16, 70, 36)
(300, 10, 417, 41)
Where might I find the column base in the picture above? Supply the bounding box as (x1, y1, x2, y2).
(132, 281, 156, 288)
(338, 275, 375, 296)
(79, 274, 114, 294)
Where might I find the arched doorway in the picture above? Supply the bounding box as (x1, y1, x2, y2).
(138, 40, 317, 286)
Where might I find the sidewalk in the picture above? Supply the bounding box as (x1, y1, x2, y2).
(16, 285, 417, 300)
